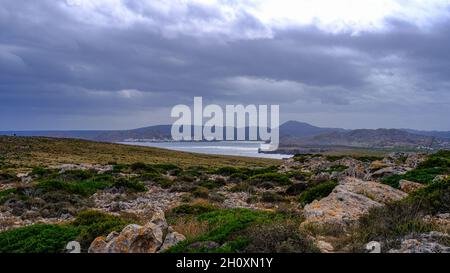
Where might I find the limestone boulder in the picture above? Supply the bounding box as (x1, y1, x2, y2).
(303, 177, 407, 227)
(388, 232, 450, 253)
(399, 179, 425, 193)
(88, 211, 184, 253)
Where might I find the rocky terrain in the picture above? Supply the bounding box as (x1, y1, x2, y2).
(0, 137, 449, 253)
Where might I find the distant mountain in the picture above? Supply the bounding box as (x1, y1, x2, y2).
(279, 121, 345, 138)
(0, 126, 173, 142)
(94, 125, 172, 142)
(0, 130, 108, 140)
(2, 121, 340, 142)
(402, 129, 450, 140)
(281, 128, 442, 148)
(2, 121, 449, 150)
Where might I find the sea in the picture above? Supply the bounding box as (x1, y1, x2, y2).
(119, 141, 292, 159)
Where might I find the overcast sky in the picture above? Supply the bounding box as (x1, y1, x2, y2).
(1, 0, 450, 130)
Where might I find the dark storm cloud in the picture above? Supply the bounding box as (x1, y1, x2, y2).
(0, 0, 449, 130)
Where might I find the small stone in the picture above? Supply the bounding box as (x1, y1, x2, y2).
(316, 240, 334, 253)
(399, 180, 425, 193)
(433, 175, 449, 182)
(88, 237, 108, 253)
(159, 231, 186, 252)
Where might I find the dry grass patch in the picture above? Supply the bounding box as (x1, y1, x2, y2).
(0, 136, 279, 169)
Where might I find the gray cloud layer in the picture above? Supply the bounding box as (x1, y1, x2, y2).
(1, 0, 449, 130)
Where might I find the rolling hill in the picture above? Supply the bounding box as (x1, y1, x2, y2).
(281, 129, 437, 148)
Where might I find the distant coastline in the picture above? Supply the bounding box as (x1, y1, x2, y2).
(119, 141, 293, 159)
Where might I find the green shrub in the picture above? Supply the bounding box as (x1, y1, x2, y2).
(286, 171, 312, 181)
(216, 166, 278, 178)
(0, 210, 129, 253)
(72, 210, 129, 250)
(181, 166, 208, 177)
(192, 186, 209, 199)
(112, 164, 127, 173)
(167, 209, 277, 253)
(139, 172, 162, 181)
(323, 165, 348, 174)
(154, 176, 175, 188)
(38, 179, 111, 196)
(353, 156, 384, 163)
(228, 173, 249, 183)
(229, 182, 256, 193)
(383, 150, 450, 188)
(324, 155, 383, 163)
(0, 224, 79, 253)
(171, 204, 217, 215)
(152, 163, 181, 173)
(325, 155, 346, 162)
(261, 192, 286, 203)
(175, 174, 196, 183)
(31, 167, 52, 177)
(214, 167, 240, 176)
(242, 220, 320, 253)
(0, 187, 30, 205)
(209, 192, 226, 203)
(198, 179, 225, 189)
(0, 188, 18, 203)
(59, 170, 95, 181)
(353, 202, 434, 251)
(242, 166, 279, 176)
(38, 174, 146, 196)
(112, 178, 146, 192)
(298, 180, 338, 205)
(404, 179, 450, 214)
(418, 150, 450, 169)
(293, 154, 319, 163)
(0, 171, 17, 183)
(382, 167, 447, 188)
(247, 173, 292, 187)
(130, 162, 151, 172)
(349, 179, 450, 252)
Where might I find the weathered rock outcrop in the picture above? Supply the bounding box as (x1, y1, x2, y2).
(303, 177, 407, 227)
(55, 163, 113, 174)
(399, 179, 425, 193)
(335, 158, 367, 179)
(159, 228, 187, 252)
(388, 232, 450, 253)
(423, 213, 450, 232)
(366, 167, 408, 180)
(433, 175, 449, 182)
(92, 186, 182, 218)
(88, 211, 185, 253)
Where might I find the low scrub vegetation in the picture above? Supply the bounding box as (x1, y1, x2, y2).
(0, 210, 128, 253)
(247, 173, 292, 188)
(170, 204, 218, 216)
(298, 180, 338, 205)
(382, 150, 450, 188)
(322, 165, 348, 174)
(241, 220, 319, 253)
(166, 208, 286, 253)
(31, 168, 147, 197)
(261, 192, 286, 203)
(347, 178, 450, 252)
(71, 210, 129, 250)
